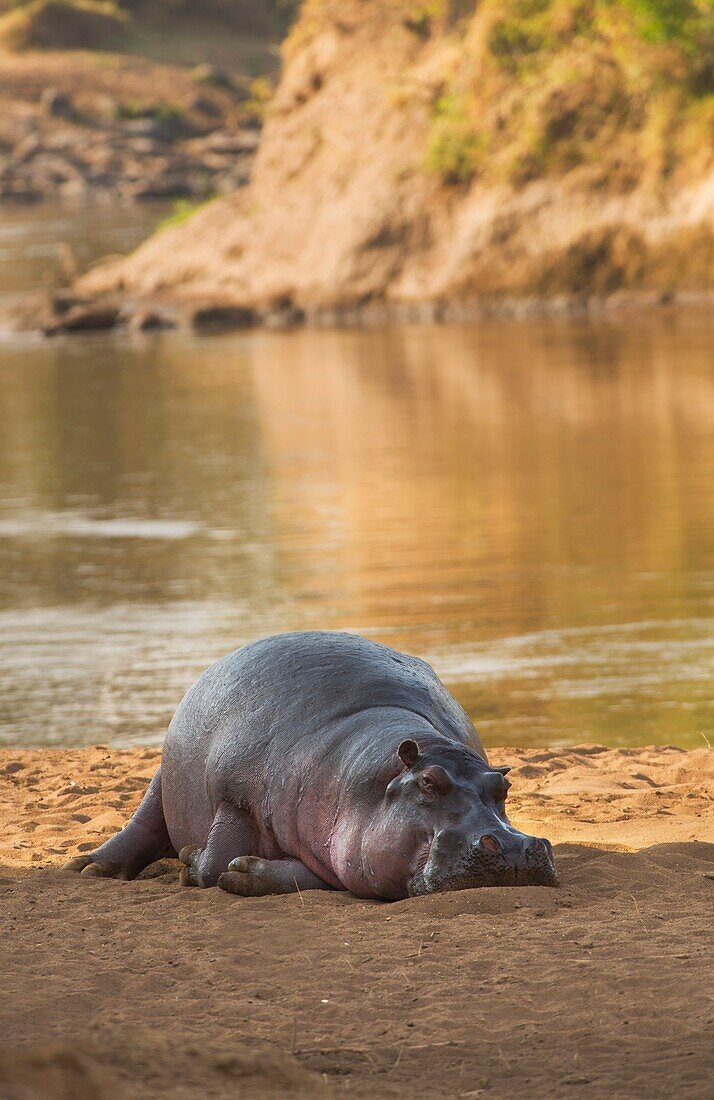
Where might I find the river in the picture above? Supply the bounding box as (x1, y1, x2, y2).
(0, 205, 712, 749)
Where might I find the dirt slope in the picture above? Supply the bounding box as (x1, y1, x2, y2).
(77, 0, 714, 318)
(1, 745, 712, 1098)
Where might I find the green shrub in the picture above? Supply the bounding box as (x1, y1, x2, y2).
(619, 0, 701, 43)
(488, 0, 553, 72)
(426, 92, 485, 183)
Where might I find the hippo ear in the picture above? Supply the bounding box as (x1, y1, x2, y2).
(493, 765, 512, 776)
(398, 739, 420, 769)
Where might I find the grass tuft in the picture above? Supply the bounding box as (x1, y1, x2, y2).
(155, 198, 213, 232)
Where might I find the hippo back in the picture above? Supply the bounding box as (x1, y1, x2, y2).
(161, 631, 484, 849)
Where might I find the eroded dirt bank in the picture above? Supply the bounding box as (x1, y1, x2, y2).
(1, 745, 712, 1098)
(70, 0, 714, 327)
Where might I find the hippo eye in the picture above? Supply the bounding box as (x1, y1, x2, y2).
(419, 774, 437, 796)
(418, 766, 452, 798)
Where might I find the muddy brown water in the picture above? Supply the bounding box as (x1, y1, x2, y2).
(0, 206, 712, 749)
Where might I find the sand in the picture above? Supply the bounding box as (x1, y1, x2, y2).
(1, 744, 712, 1099)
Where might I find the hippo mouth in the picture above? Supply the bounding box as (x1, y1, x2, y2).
(409, 838, 559, 895)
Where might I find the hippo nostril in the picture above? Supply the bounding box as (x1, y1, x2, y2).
(480, 834, 501, 854)
(532, 838, 544, 854)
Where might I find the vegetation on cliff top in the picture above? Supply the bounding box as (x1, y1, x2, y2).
(421, 0, 714, 188)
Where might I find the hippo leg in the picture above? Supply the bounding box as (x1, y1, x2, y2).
(65, 768, 174, 880)
(178, 801, 257, 888)
(217, 855, 334, 897)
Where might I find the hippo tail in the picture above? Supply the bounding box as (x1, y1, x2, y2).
(66, 767, 175, 880)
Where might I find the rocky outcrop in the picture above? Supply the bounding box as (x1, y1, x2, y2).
(72, 0, 714, 318)
(0, 84, 259, 204)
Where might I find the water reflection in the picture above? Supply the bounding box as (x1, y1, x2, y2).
(0, 310, 712, 749)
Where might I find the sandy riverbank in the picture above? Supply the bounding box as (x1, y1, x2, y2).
(1, 744, 712, 1098)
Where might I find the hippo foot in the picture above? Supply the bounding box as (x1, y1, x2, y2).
(218, 870, 273, 897)
(217, 857, 279, 898)
(178, 845, 203, 887)
(218, 855, 332, 897)
(64, 856, 117, 878)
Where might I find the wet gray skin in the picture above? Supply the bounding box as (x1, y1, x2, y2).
(66, 632, 558, 899)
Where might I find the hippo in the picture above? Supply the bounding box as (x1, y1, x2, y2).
(67, 632, 558, 897)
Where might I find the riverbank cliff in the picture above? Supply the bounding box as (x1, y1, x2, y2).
(66, 0, 714, 326)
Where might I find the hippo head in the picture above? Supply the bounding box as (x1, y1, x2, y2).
(381, 738, 558, 895)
